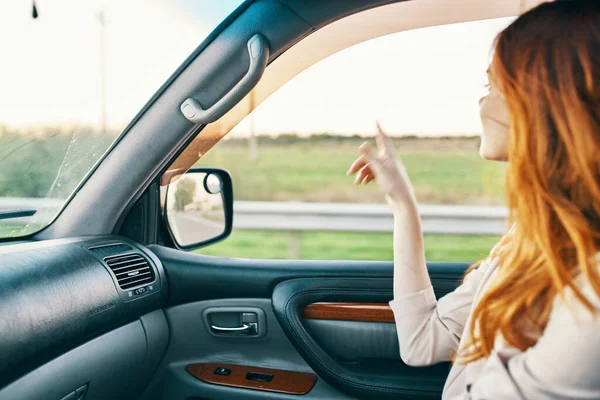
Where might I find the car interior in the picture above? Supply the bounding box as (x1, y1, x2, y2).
(0, 0, 546, 399)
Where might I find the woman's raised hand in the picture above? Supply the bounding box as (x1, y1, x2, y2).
(347, 123, 417, 206)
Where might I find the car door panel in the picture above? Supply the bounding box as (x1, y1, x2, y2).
(147, 246, 468, 399)
(141, 298, 351, 400)
(303, 319, 400, 361)
(272, 278, 450, 399)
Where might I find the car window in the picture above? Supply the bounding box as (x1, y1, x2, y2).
(0, 0, 244, 239)
(193, 17, 513, 262)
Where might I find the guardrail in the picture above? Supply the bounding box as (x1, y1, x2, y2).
(234, 201, 507, 235)
(2, 198, 508, 258)
(234, 201, 508, 258)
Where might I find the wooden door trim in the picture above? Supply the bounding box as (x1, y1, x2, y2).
(302, 302, 395, 323)
(185, 363, 317, 395)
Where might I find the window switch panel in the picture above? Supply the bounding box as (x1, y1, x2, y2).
(246, 371, 274, 382)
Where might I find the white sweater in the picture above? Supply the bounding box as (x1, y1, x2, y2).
(389, 251, 600, 399)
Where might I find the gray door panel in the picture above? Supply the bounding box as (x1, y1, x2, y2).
(271, 278, 450, 399)
(149, 247, 469, 399)
(304, 319, 400, 361)
(141, 298, 352, 400)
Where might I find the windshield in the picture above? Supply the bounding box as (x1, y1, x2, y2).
(0, 0, 244, 238)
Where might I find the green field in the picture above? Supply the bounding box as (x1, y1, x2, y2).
(194, 138, 506, 261)
(196, 230, 500, 262)
(197, 138, 507, 205)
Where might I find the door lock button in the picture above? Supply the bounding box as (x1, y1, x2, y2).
(214, 367, 232, 376)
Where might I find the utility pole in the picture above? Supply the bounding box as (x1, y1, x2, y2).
(97, 11, 107, 135)
(248, 89, 258, 162)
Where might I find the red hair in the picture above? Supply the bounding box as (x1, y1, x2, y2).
(458, 0, 600, 363)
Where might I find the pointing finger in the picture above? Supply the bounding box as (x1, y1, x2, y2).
(375, 121, 396, 153)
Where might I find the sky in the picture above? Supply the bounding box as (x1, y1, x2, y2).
(231, 16, 514, 137)
(0, 1, 514, 137)
(0, 0, 242, 129)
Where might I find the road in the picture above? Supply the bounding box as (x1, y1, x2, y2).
(169, 213, 225, 245)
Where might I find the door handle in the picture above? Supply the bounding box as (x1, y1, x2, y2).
(203, 307, 265, 338)
(211, 322, 258, 336)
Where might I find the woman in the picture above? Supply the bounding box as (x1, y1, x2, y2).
(347, 1, 600, 398)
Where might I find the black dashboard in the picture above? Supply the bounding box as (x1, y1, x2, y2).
(0, 236, 169, 400)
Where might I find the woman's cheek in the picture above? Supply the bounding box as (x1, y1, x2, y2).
(479, 96, 510, 162)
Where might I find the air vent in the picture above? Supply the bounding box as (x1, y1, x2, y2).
(104, 253, 155, 290)
(88, 242, 133, 258)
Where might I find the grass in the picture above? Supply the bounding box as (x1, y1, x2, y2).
(198, 139, 507, 205)
(196, 230, 501, 262)
(193, 138, 506, 261)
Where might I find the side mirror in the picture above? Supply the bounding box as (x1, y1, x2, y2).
(164, 167, 233, 250)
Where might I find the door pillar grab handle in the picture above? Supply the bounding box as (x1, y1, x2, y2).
(180, 33, 270, 124)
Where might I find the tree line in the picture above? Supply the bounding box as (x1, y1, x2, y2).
(0, 126, 117, 198)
